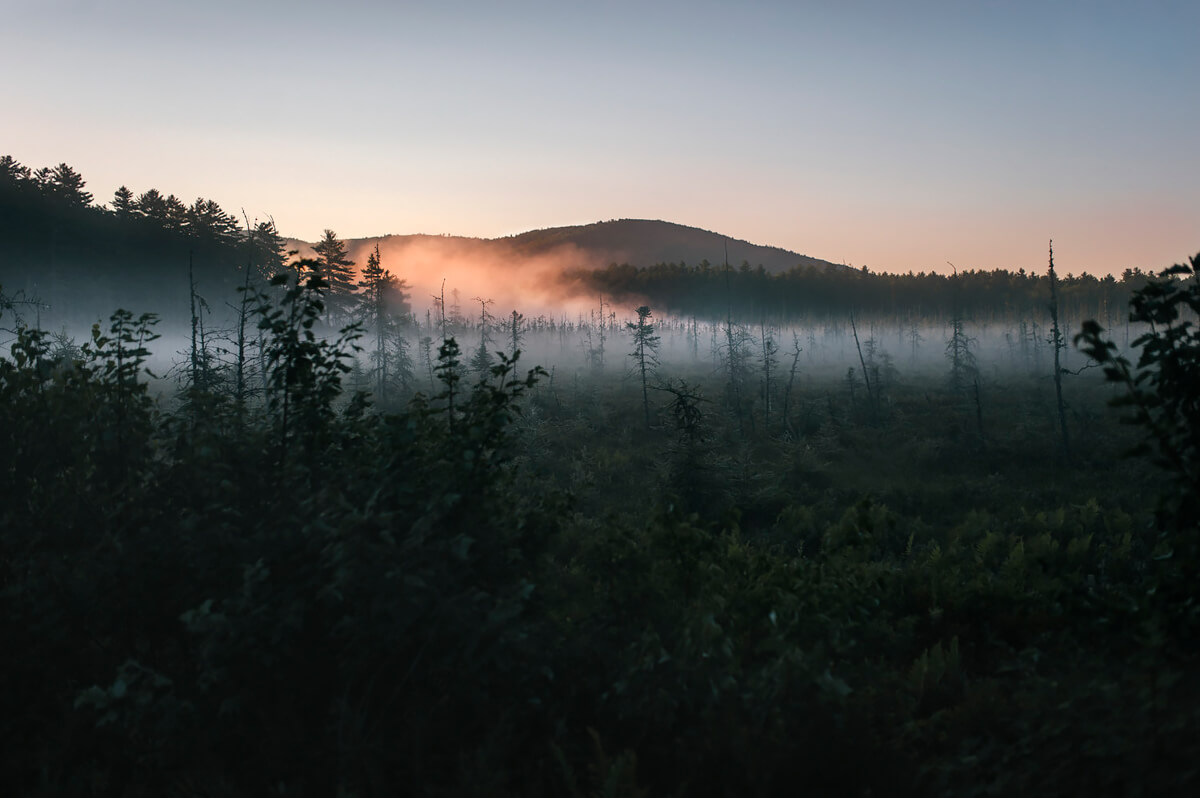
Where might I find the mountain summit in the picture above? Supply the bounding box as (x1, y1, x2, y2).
(497, 219, 840, 273)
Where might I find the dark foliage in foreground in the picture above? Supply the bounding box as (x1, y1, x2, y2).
(2, 260, 1200, 797)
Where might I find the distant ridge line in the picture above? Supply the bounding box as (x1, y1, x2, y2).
(288, 218, 842, 275)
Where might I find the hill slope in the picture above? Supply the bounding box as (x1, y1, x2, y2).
(499, 219, 840, 273)
(282, 219, 843, 316)
(290, 219, 840, 276)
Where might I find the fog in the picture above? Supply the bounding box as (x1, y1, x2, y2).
(286, 234, 615, 323)
(3, 240, 1151, 410)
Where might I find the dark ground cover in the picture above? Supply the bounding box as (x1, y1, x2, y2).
(2, 264, 1199, 797)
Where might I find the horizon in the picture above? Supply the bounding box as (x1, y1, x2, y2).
(6, 1, 1198, 278)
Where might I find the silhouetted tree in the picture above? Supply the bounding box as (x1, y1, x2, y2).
(470, 296, 496, 375)
(419, 334, 435, 392)
(626, 305, 660, 428)
(1077, 252, 1200, 629)
(163, 194, 188, 231)
(1047, 240, 1071, 458)
(1076, 252, 1200, 530)
(111, 185, 135, 217)
(356, 243, 407, 401)
(312, 228, 358, 322)
(505, 309, 525, 360)
(33, 163, 92, 207)
(249, 219, 289, 279)
(186, 198, 239, 245)
(253, 268, 362, 470)
(435, 337, 463, 431)
(134, 188, 168, 221)
(0, 155, 31, 187)
(389, 328, 415, 395)
(851, 313, 877, 419)
(945, 268, 978, 393)
(722, 320, 755, 433)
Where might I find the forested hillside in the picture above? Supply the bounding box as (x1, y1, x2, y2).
(0, 156, 280, 329)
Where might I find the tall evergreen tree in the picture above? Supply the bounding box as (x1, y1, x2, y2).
(134, 188, 168, 221)
(389, 330, 415, 395)
(33, 163, 92, 207)
(470, 297, 496, 375)
(0, 155, 32, 188)
(111, 186, 135, 217)
(945, 267, 978, 392)
(163, 194, 188, 232)
(312, 229, 358, 322)
(357, 243, 395, 400)
(505, 309, 525, 359)
(627, 305, 661, 428)
(186, 198, 239, 245)
(249, 219, 289, 279)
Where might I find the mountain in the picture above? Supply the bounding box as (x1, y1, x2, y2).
(289, 219, 841, 276)
(498, 219, 840, 273)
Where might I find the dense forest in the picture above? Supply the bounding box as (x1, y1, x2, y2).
(2, 155, 1199, 796)
(565, 255, 1152, 331)
(0, 156, 290, 328)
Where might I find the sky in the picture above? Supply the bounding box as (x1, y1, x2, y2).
(4, 0, 1198, 277)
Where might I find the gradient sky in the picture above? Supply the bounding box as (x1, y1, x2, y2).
(4, 0, 1197, 276)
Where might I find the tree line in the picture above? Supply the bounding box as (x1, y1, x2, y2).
(570, 256, 1160, 328)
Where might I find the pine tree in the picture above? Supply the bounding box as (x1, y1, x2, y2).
(470, 297, 496, 375)
(0, 155, 32, 187)
(312, 229, 358, 323)
(389, 330, 415, 395)
(505, 309, 525, 359)
(945, 267, 977, 392)
(356, 244, 387, 399)
(249, 219, 289, 279)
(355, 243, 409, 402)
(33, 163, 92, 207)
(111, 186, 135, 217)
(626, 305, 660, 428)
(186, 198, 239, 245)
(134, 188, 168, 221)
(163, 194, 188, 231)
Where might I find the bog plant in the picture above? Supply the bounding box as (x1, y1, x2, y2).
(1076, 253, 1200, 628)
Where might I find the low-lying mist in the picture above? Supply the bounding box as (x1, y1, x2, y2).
(289, 234, 630, 322)
(4, 235, 1165, 407)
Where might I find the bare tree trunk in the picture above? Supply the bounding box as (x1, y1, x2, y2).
(850, 313, 876, 420)
(782, 332, 802, 437)
(1048, 241, 1071, 458)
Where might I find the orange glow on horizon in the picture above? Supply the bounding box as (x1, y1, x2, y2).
(291, 235, 643, 322)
